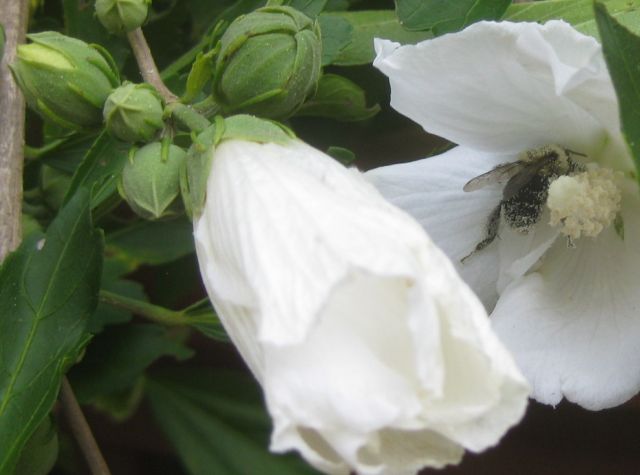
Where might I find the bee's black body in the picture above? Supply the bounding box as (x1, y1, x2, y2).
(461, 145, 584, 263)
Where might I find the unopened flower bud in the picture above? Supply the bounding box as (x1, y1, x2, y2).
(119, 142, 186, 219)
(103, 82, 164, 143)
(212, 6, 322, 119)
(11, 31, 120, 129)
(95, 0, 150, 34)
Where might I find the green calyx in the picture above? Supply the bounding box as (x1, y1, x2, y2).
(103, 82, 164, 143)
(95, 0, 150, 34)
(182, 114, 294, 219)
(120, 142, 186, 220)
(211, 6, 322, 119)
(11, 31, 120, 130)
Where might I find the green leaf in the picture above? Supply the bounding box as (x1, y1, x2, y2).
(63, 131, 129, 208)
(595, 2, 640, 178)
(296, 73, 380, 121)
(13, 416, 58, 475)
(285, 0, 329, 17)
(88, 258, 146, 333)
(396, 0, 511, 34)
(40, 134, 99, 175)
(106, 217, 195, 267)
(324, 11, 432, 66)
(68, 324, 193, 405)
(147, 368, 319, 475)
(182, 50, 216, 103)
(0, 189, 103, 473)
(318, 13, 353, 65)
(182, 298, 229, 342)
(505, 0, 640, 39)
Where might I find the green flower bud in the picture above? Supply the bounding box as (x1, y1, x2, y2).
(95, 0, 150, 34)
(11, 31, 120, 130)
(119, 142, 186, 220)
(212, 6, 322, 119)
(103, 82, 164, 143)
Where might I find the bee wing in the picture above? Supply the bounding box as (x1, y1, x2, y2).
(502, 157, 554, 200)
(463, 162, 524, 192)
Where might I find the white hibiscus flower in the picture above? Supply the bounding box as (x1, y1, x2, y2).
(367, 20, 640, 410)
(194, 135, 529, 475)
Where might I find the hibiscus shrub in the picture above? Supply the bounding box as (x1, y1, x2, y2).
(2, 1, 640, 475)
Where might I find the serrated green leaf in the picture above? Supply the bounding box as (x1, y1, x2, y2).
(147, 369, 319, 475)
(595, 2, 640, 179)
(297, 73, 380, 121)
(396, 0, 511, 34)
(63, 131, 129, 208)
(505, 0, 640, 39)
(318, 13, 353, 65)
(325, 11, 432, 66)
(0, 189, 103, 473)
(68, 324, 193, 405)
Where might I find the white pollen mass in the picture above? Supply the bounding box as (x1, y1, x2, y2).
(547, 167, 622, 240)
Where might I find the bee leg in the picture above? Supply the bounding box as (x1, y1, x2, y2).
(461, 204, 501, 264)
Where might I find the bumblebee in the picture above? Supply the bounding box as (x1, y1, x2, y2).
(461, 145, 585, 262)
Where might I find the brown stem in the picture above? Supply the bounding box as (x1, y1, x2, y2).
(127, 28, 178, 103)
(0, 0, 29, 261)
(60, 378, 112, 475)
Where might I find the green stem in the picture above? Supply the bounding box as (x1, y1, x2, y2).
(127, 28, 178, 103)
(166, 102, 211, 133)
(99, 290, 191, 326)
(191, 95, 221, 118)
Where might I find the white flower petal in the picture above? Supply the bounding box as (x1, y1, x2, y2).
(366, 146, 509, 309)
(492, 192, 640, 409)
(496, 217, 560, 293)
(373, 21, 613, 154)
(195, 139, 529, 474)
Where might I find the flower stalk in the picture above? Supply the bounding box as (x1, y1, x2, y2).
(99, 290, 193, 326)
(127, 27, 177, 103)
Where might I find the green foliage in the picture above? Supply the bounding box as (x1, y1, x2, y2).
(505, 0, 640, 38)
(595, 1, 640, 180)
(13, 416, 59, 475)
(68, 324, 193, 405)
(106, 217, 195, 267)
(0, 190, 103, 473)
(63, 131, 130, 208)
(323, 10, 432, 65)
(395, 0, 511, 34)
(318, 13, 353, 64)
(297, 73, 380, 121)
(147, 368, 319, 475)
